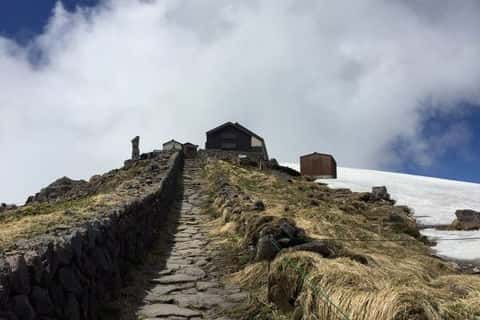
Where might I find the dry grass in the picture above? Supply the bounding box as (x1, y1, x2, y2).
(206, 160, 480, 320)
(0, 157, 156, 251)
(0, 195, 110, 249)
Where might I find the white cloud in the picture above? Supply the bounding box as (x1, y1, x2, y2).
(1, 0, 480, 203)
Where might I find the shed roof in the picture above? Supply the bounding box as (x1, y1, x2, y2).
(300, 152, 336, 162)
(163, 139, 183, 146)
(183, 142, 198, 147)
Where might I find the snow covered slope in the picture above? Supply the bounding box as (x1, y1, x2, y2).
(283, 164, 480, 261)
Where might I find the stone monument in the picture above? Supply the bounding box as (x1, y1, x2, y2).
(131, 136, 140, 160)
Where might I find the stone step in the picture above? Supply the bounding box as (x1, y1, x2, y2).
(137, 303, 202, 318)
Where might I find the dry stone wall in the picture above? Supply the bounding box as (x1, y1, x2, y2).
(199, 149, 266, 163)
(0, 151, 184, 320)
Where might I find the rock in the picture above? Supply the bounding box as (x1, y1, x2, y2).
(349, 254, 369, 265)
(54, 242, 73, 266)
(0, 284, 8, 309)
(58, 267, 82, 294)
(26, 176, 89, 204)
(288, 240, 339, 258)
(151, 274, 200, 285)
(451, 209, 480, 230)
(369, 186, 394, 203)
(6, 255, 30, 295)
(196, 281, 220, 291)
(278, 219, 298, 240)
(30, 287, 54, 315)
(170, 292, 227, 309)
(178, 267, 206, 279)
(13, 295, 35, 320)
(138, 303, 202, 318)
(255, 235, 280, 261)
(92, 247, 111, 272)
(146, 283, 195, 298)
(276, 238, 292, 248)
(64, 294, 80, 320)
(253, 200, 266, 211)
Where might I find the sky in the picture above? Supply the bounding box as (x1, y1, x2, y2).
(1, 0, 480, 204)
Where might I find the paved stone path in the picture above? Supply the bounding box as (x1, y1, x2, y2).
(136, 159, 247, 319)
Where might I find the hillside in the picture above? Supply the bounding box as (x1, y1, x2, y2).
(205, 159, 480, 319)
(283, 164, 480, 262)
(0, 151, 174, 251)
(1, 153, 479, 320)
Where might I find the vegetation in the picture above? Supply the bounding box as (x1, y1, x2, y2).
(205, 160, 480, 320)
(0, 195, 112, 250)
(0, 156, 163, 251)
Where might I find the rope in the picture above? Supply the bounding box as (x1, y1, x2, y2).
(312, 237, 480, 242)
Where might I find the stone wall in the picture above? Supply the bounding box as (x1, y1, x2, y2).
(0, 151, 184, 320)
(199, 149, 266, 165)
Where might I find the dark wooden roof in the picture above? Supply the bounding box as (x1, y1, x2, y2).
(206, 122, 265, 142)
(183, 142, 198, 147)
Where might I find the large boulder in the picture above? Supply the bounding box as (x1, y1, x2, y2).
(255, 235, 281, 261)
(251, 217, 309, 261)
(26, 177, 89, 204)
(363, 186, 395, 204)
(451, 209, 480, 230)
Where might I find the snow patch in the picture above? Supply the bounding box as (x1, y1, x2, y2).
(421, 228, 480, 261)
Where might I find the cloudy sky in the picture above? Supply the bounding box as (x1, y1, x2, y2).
(1, 0, 480, 204)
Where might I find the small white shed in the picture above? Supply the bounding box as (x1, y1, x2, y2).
(163, 139, 183, 151)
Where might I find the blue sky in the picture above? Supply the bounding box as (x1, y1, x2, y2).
(1, 0, 480, 203)
(0, 1, 98, 42)
(399, 105, 480, 182)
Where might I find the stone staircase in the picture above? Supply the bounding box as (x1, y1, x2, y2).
(136, 158, 247, 319)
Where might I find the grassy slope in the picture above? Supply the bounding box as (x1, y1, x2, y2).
(0, 158, 154, 250)
(205, 160, 480, 320)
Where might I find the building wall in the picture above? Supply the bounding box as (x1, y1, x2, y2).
(199, 149, 266, 163)
(163, 142, 183, 151)
(300, 155, 337, 178)
(251, 136, 263, 147)
(206, 126, 252, 151)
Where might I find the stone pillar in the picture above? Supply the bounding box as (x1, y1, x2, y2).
(131, 136, 140, 160)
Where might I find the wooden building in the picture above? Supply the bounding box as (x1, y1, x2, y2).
(205, 122, 269, 160)
(163, 139, 183, 151)
(300, 152, 337, 178)
(183, 142, 198, 158)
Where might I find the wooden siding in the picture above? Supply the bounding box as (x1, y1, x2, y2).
(206, 125, 252, 151)
(300, 153, 337, 178)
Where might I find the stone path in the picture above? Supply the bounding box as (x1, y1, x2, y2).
(136, 158, 247, 319)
